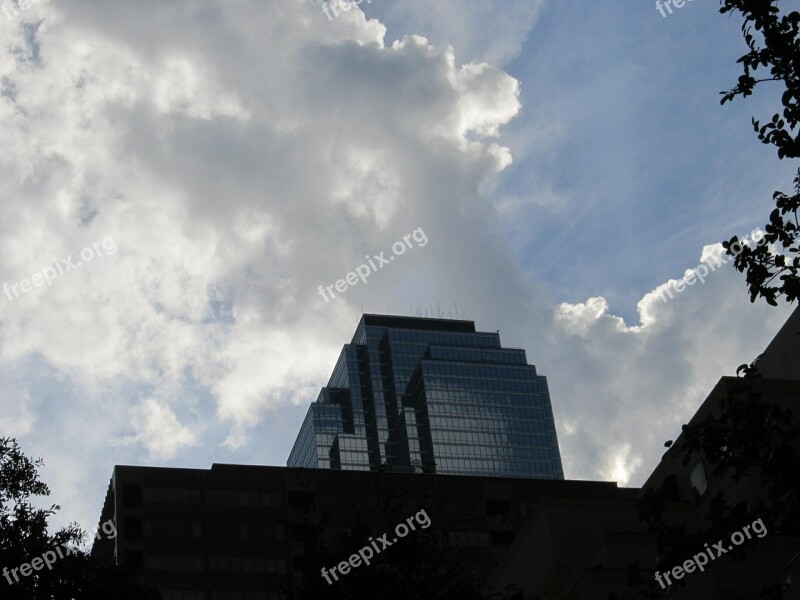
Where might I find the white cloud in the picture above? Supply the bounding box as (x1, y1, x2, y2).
(599, 443, 643, 486)
(544, 244, 793, 485)
(557, 296, 620, 335)
(122, 398, 199, 461)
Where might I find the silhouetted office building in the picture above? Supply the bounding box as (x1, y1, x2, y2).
(93, 464, 629, 600)
(287, 314, 564, 479)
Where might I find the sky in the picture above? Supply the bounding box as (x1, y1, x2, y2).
(0, 0, 797, 535)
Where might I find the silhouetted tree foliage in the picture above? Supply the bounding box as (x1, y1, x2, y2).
(720, 0, 800, 304)
(635, 363, 799, 599)
(0, 437, 162, 600)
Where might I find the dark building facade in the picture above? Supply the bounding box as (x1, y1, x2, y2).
(94, 464, 629, 600)
(287, 314, 564, 479)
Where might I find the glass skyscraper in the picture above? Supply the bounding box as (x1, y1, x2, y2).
(287, 314, 564, 479)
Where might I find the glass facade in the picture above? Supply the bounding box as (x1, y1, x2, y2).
(287, 314, 564, 479)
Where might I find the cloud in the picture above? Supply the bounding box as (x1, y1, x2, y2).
(544, 244, 793, 486)
(599, 443, 643, 486)
(556, 296, 623, 335)
(122, 398, 199, 461)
